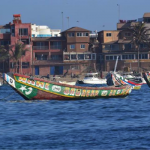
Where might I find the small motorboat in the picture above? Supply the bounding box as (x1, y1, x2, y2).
(3, 73, 132, 100)
(58, 81, 76, 85)
(78, 73, 106, 85)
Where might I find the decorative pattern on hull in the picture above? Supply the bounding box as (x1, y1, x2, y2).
(4, 73, 132, 100)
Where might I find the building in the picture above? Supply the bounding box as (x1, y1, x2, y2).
(32, 27, 97, 76)
(0, 14, 97, 76)
(98, 13, 150, 72)
(0, 14, 32, 74)
(31, 24, 61, 37)
(61, 27, 97, 74)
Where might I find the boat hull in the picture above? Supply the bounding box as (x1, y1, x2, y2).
(4, 73, 132, 100)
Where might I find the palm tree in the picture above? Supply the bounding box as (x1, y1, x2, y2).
(9, 41, 29, 73)
(0, 45, 9, 73)
(127, 22, 150, 72)
(0, 45, 9, 61)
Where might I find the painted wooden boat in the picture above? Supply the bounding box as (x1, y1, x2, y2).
(3, 73, 132, 100)
(107, 72, 141, 90)
(114, 73, 142, 89)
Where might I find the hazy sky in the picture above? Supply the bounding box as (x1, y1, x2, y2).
(0, 0, 150, 32)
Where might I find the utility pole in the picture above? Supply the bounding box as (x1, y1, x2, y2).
(19, 22, 22, 74)
(67, 17, 69, 28)
(61, 12, 64, 31)
(29, 37, 33, 76)
(117, 4, 120, 23)
(77, 21, 79, 26)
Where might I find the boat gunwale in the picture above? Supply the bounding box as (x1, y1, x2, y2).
(14, 73, 131, 90)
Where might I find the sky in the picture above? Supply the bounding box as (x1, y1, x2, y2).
(0, 0, 150, 32)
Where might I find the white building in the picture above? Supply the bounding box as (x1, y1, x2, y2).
(31, 24, 61, 37)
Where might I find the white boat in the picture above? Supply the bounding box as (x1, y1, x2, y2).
(81, 73, 106, 84)
(58, 81, 76, 85)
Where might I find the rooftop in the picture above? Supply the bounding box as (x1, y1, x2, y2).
(61, 26, 91, 33)
(143, 13, 150, 18)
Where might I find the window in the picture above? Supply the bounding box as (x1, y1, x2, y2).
(106, 33, 111, 37)
(92, 54, 96, 60)
(77, 32, 89, 37)
(35, 54, 48, 60)
(68, 33, 75, 37)
(22, 62, 29, 68)
(136, 54, 148, 59)
(124, 43, 132, 50)
(80, 44, 85, 49)
(83, 33, 89, 36)
(70, 44, 75, 49)
(71, 54, 77, 60)
(19, 28, 28, 35)
(106, 55, 113, 60)
(114, 56, 121, 60)
(50, 41, 61, 49)
(122, 54, 134, 60)
(85, 54, 91, 60)
(0, 29, 10, 34)
(78, 54, 84, 60)
(77, 32, 82, 36)
(125, 32, 131, 37)
(64, 55, 70, 60)
(51, 55, 61, 60)
(140, 44, 147, 48)
(140, 54, 148, 59)
(0, 41, 10, 45)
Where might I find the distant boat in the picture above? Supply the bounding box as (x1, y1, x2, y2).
(108, 72, 142, 90)
(3, 73, 132, 100)
(78, 73, 106, 85)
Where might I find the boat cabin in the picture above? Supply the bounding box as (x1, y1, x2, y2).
(85, 73, 98, 78)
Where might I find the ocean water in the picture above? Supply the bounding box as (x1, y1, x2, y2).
(0, 84, 150, 149)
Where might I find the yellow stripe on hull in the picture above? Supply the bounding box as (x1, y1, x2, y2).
(133, 85, 141, 90)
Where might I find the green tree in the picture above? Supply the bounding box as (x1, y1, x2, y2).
(127, 22, 150, 72)
(0, 45, 9, 73)
(9, 41, 29, 73)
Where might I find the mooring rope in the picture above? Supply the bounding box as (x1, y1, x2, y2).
(0, 92, 16, 100)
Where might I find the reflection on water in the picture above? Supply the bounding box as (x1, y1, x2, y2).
(0, 84, 150, 149)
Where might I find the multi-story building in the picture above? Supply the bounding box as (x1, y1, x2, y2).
(32, 27, 97, 76)
(98, 13, 150, 72)
(31, 24, 61, 37)
(0, 15, 97, 76)
(0, 14, 32, 74)
(61, 27, 97, 74)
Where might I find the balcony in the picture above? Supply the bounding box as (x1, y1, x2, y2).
(33, 59, 63, 66)
(33, 46, 49, 50)
(50, 45, 62, 49)
(63, 52, 96, 61)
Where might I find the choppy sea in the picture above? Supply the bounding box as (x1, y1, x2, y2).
(0, 84, 150, 149)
